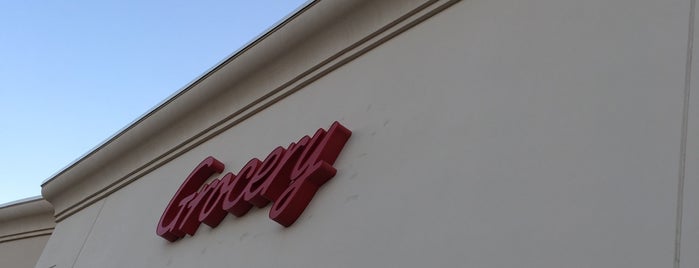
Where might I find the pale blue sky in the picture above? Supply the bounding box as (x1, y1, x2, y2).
(0, 0, 308, 205)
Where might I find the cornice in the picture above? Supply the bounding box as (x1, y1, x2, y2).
(41, 0, 461, 222)
(0, 197, 53, 222)
(0, 197, 55, 243)
(0, 228, 54, 243)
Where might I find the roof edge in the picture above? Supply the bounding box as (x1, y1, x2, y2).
(0, 197, 54, 222)
(40, 0, 317, 187)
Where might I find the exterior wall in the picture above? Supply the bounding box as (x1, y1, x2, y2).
(33, 0, 699, 267)
(0, 236, 51, 268)
(681, 1, 699, 267)
(0, 198, 54, 268)
(33, 200, 103, 268)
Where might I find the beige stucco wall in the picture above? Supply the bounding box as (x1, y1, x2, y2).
(0, 198, 54, 268)
(0, 236, 51, 268)
(681, 1, 699, 266)
(34, 0, 699, 267)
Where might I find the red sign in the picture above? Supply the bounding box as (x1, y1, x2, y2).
(156, 122, 352, 242)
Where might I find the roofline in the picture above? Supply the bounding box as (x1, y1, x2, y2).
(0, 195, 44, 209)
(0, 196, 53, 222)
(41, 0, 317, 187)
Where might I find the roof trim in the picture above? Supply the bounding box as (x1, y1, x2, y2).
(0, 197, 53, 222)
(41, 0, 317, 186)
(0, 195, 44, 209)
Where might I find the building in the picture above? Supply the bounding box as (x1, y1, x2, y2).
(1, 0, 698, 267)
(0, 197, 54, 268)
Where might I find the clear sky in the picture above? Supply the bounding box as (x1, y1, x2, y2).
(0, 0, 308, 205)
